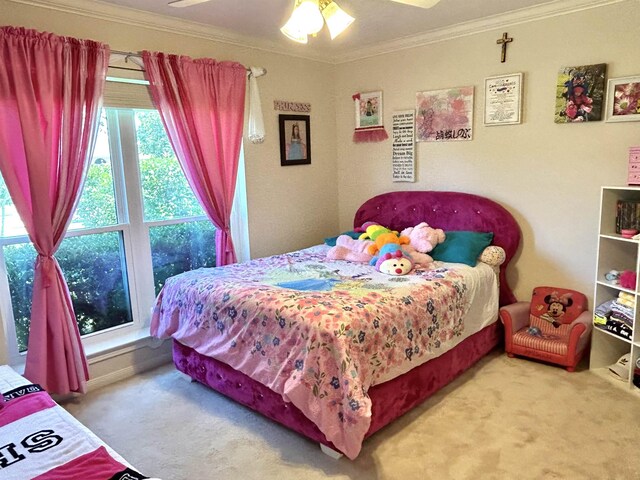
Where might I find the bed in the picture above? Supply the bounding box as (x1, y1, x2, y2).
(151, 190, 521, 459)
(0, 365, 156, 479)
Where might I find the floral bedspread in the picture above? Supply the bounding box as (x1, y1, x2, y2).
(150, 245, 498, 459)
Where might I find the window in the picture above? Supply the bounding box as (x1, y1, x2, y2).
(0, 104, 246, 361)
(133, 110, 216, 294)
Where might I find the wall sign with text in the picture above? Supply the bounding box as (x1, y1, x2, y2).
(392, 110, 415, 182)
(274, 100, 311, 113)
(484, 73, 523, 126)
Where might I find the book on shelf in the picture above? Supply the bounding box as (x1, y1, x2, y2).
(615, 200, 640, 234)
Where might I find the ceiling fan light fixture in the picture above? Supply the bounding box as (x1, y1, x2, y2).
(290, 0, 324, 35)
(280, 18, 309, 44)
(280, 0, 356, 43)
(321, 1, 354, 39)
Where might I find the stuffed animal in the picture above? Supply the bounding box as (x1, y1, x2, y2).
(358, 224, 399, 241)
(326, 235, 373, 263)
(373, 246, 414, 276)
(400, 222, 445, 253)
(620, 270, 637, 290)
(367, 231, 410, 256)
(370, 242, 410, 264)
(354, 221, 378, 233)
(399, 222, 445, 266)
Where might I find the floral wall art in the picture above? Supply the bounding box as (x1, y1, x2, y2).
(416, 86, 474, 142)
(606, 76, 640, 122)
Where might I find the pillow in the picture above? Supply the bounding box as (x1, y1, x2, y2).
(324, 230, 361, 246)
(478, 245, 506, 267)
(430, 231, 494, 266)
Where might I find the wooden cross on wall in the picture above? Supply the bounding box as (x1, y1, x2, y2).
(496, 32, 513, 63)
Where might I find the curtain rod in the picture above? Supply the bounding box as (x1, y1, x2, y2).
(110, 49, 266, 77)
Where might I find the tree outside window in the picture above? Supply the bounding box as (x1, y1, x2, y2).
(1, 109, 216, 352)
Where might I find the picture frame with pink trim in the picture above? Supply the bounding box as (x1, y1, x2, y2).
(355, 91, 383, 129)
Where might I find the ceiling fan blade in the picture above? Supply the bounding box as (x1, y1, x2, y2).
(388, 0, 441, 8)
(168, 0, 212, 7)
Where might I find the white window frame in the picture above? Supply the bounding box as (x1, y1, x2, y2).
(0, 105, 250, 366)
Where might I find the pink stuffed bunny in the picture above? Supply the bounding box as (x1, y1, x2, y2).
(399, 222, 446, 266)
(326, 235, 373, 263)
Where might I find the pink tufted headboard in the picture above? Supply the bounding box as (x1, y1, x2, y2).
(353, 191, 521, 306)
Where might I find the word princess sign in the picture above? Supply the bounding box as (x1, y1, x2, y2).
(274, 100, 311, 113)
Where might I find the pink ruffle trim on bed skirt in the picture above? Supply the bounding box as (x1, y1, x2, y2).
(172, 321, 502, 456)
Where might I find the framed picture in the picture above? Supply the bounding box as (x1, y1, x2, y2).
(554, 63, 607, 123)
(484, 73, 523, 126)
(279, 114, 311, 166)
(416, 86, 474, 142)
(355, 91, 383, 129)
(605, 76, 640, 122)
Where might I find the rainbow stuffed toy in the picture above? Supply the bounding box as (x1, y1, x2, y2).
(367, 231, 410, 256)
(372, 244, 414, 276)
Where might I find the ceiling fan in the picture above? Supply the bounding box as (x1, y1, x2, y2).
(168, 0, 441, 7)
(168, 0, 442, 42)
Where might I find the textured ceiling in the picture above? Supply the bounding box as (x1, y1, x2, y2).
(94, 0, 616, 61)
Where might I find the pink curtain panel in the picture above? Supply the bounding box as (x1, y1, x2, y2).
(142, 51, 247, 266)
(0, 27, 109, 394)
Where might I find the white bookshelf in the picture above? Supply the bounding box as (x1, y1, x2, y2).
(590, 186, 640, 395)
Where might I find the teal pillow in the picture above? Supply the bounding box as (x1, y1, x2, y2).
(430, 231, 494, 266)
(324, 230, 361, 246)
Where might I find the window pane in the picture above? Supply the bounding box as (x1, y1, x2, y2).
(57, 232, 133, 336)
(4, 232, 133, 352)
(0, 110, 117, 237)
(0, 175, 27, 238)
(149, 220, 216, 295)
(135, 110, 204, 222)
(3, 243, 36, 352)
(71, 110, 117, 229)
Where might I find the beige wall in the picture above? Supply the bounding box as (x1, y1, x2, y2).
(2, 0, 640, 307)
(335, 1, 640, 303)
(0, 0, 338, 259)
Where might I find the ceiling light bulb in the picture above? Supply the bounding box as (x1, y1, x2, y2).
(280, 17, 309, 44)
(292, 0, 324, 35)
(321, 1, 355, 39)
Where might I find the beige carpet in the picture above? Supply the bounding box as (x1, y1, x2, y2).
(61, 351, 640, 480)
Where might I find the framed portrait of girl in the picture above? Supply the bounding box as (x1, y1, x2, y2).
(279, 114, 311, 166)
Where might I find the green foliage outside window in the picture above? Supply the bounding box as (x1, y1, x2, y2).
(2, 109, 217, 351)
(5, 233, 132, 352)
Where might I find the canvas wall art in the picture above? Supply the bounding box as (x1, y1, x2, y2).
(416, 86, 474, 142)
(554, 63, 606, 123)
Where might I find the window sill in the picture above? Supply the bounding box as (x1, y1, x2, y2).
(9, 328, 167, 374)
(84, 327, 166, 362)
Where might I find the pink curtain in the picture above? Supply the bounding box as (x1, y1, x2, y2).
(142, 51, 246, 266)
(0, 27, 109, 394)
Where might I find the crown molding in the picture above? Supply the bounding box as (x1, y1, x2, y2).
(332, 0, 625, 64)
(5, 0, 335, 63)
(5, 0, 627, 65)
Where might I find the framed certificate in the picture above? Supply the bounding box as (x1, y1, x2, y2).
(484, 73, 523, 126)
